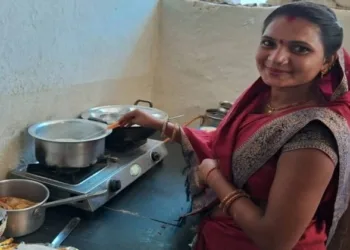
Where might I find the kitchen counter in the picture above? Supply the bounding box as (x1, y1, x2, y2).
(16, 141, 199, 250)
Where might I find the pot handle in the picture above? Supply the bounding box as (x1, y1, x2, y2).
(134, 99, 153, 107)
(87, 117, 108, 124)
(40, 189, 108, 209)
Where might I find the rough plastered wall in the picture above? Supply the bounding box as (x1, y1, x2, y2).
(0, 0, 159, 178)
(153, 0, 350, 124)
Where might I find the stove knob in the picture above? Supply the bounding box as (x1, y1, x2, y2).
(151, 152, 161, 162)
(109, 180, 121, 192)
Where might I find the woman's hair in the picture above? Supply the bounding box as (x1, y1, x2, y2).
(262, 1, 343, 60)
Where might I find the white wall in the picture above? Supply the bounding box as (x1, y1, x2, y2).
(153, 0, 350, 125)
(0, 0, 159, 178)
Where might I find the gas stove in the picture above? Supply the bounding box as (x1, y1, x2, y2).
(8, 139, 168, 212)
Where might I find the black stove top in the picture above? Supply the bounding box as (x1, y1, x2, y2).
(26, 159, 108, 185)
(105, 139, 147, 152)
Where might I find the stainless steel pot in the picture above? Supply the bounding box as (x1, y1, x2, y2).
(28, 119, 112, 168)
(0, 179, 110, 237)
(199, 108, 227, 128)
(197, 101, 232, 128)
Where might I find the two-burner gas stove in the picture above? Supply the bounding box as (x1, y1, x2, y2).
(8, 139, 168, 212)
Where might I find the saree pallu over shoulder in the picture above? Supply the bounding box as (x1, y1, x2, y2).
(180, 128, 218, 211)
(231, 107, 350, 245)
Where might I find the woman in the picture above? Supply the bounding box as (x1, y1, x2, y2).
(119, 2, 350, 250)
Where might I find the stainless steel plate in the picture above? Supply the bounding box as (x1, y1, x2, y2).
(80, 105, 168, 125)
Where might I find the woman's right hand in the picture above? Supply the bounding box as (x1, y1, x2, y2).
(118, 109, 163, 130)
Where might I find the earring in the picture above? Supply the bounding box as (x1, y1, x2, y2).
(321, 57, 338, 78)
(321, 69, 328, 78)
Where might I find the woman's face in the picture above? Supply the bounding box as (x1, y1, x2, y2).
(256, 16, 329, 88)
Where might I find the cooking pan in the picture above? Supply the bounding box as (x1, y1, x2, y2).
(0, 179, 116, 237)
(80, 100, 168, 148)
(28, 119, 112, 168)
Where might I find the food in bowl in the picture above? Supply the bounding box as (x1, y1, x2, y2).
(0, 197, 37, 210)
(0, 238, 17, 250)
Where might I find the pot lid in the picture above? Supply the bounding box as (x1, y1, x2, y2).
(219, 101, 232, 110)
(80, 105, 169, 125)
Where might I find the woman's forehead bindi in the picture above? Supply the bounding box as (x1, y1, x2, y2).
(286, 16, 297, 22)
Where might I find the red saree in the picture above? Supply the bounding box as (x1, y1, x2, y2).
(179, 48, 350, 250)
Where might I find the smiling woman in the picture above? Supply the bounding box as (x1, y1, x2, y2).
(118, 2, 350, 250)
(258, 19, 333, 88)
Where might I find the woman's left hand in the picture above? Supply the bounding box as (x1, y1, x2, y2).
(195, 159, 219, 188)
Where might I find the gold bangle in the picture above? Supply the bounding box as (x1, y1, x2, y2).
(223, 192, 249, 215)
(221, 192, 243, 211)
(170, 123, 179, 142)
(219, 190, 240, 209)
(205, 167, 218, 184)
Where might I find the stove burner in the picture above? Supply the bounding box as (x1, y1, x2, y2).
(26, 159, 108, 185)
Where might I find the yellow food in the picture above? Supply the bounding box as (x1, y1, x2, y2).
(0, 243, 18, 250)
(0, 197, 37, 210)
(0, 238, 18, 250)
(0, 238, 13, 245)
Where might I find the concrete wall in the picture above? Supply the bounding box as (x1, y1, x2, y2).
(0, 0, 159, 178)
(154, 0, 350, 125)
